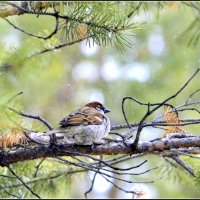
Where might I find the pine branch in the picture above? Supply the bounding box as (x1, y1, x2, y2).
(7, 166, 41, 199)
(1, 2, 142, 55)
(171, 155, 195, 176)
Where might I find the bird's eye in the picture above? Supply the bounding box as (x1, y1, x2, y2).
(97, 104, 104, 110)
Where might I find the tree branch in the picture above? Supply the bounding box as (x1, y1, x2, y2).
(1, 136, 200, 166)
(171, 155, 195, 176)
(3, 15, 59, 40)
(0, 184, 20, 199)
(28, 34, 94, 59)
(7, 106, 53, 130)
(122, 68, 200, 149)
(0, 2, 54, 18)
(7, 166, 41, 199)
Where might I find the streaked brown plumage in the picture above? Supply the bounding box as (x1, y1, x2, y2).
(0, 102, 111, 147)
(51, 101, 111, 145)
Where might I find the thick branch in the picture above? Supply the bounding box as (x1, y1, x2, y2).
(0, 2, 54, 18)
(1, 136, 200, 166)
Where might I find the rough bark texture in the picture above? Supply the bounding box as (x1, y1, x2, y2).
(0, 2, 53, 18)
(0, 136, 200, 167)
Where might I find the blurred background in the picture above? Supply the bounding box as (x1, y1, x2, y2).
(0, 2, 200, 198)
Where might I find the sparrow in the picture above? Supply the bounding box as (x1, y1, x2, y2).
(43, 101, 111, 145)
(2, 102, 111, 147)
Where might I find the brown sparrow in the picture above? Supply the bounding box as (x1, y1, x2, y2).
(1, 102, 110, 147)
(30, 101, 111, 145)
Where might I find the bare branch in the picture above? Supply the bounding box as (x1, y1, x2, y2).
(55, 155, 157, 185)
(121, 68, 200, 149)
(7, 106, 53, 130)
(85, 171, 98, 198)
(33, 158, 45, 178)
(28, 34, 94, 59)
(60, 150, 148, 171)
(0, 184, 20, 199)
(3, 169, 86, 189)
(3, 15, 59, 40)
(171, 155, 195, 176)
(185, 88, 200, 105)
(7, 91, 23, 104)
(7, 166, 41, 199)
(111, 118, 200, 131)
(134, 68, 200, 146)
(69, 154, 155, 177)
(101, 173, 164, 194)
(0, 174, 16, 179)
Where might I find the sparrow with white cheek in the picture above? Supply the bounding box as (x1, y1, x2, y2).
(52, 101, 111, 145)
(0, 102, 110, 148)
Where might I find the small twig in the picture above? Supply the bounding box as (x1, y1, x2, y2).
(3, 169, 86, 189)
(0, 174, 16, 179)
(7, 106, 53, 130)
(71, 154, 156, 177)
(7, 91, 23, 104)
(101, 174, 134, 194)
(58, 149, 148, 171)
(122, 68, 200, 149)
(185, 88, 200, 105)
(84, 171, 98, 199)
(108, 154, 145, 166)
(171, 155, 195, 177)
(177, 108, 200, 114)
(127, 2, 142, 18)
(28, 34, 94, 59)
(7, 166, 41, 199)
(0, 185, 20, 199)
(101, 173, 164, 194)
(3, 15, 59, 40)
(111, 117, 200, 130)
(33, 158, 45, 178)
(176, 100, 200, 109)
(4, 2, 117, 33)
(163, 157, 178, 168)
(55, 156, 150, 184)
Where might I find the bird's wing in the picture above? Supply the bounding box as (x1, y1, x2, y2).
(59, 107, 104, 127)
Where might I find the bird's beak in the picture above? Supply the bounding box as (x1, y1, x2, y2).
(104, 108, 110, 113)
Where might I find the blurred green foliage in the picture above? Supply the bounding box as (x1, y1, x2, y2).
(0, 1, 200, 198)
